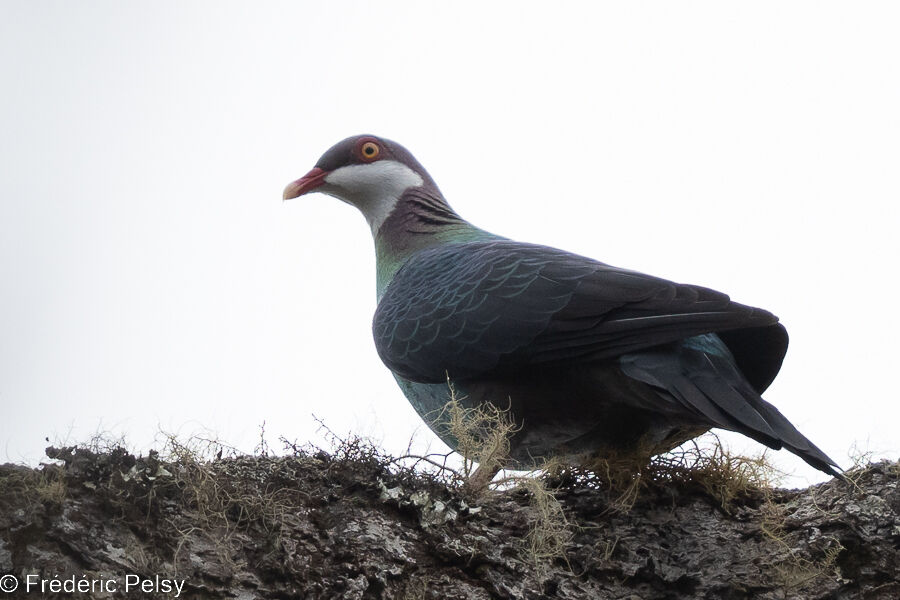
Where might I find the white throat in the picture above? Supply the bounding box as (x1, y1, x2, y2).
(323, 161, 424, 235)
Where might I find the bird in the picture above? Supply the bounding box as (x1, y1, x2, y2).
(283, 134, 842, 480)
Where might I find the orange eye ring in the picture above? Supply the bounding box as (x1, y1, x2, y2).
(360, 141, 380, 160)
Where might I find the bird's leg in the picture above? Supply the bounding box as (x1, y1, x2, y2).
(463, 462, 501, 495)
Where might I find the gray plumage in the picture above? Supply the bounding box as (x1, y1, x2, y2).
(284, 134, 841, 479)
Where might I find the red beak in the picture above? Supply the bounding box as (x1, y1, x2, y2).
(283, 167, 328, 200)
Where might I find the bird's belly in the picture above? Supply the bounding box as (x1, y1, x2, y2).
(393, 364, 702, 468)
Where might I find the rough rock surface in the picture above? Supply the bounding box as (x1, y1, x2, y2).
(0, 444, 897, 599)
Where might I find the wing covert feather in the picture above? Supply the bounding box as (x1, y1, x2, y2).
(373, 241, 779, 383)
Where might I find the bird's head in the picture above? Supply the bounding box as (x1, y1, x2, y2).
(283, 134, 437, 233)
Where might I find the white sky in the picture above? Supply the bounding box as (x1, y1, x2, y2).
(1, 2, 898, 487)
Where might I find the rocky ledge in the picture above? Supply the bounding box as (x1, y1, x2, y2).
(0, 441, 897, 599)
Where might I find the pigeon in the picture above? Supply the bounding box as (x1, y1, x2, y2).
(284, 134, 842, 479)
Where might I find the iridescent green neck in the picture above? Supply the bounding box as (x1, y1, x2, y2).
(371, 189, 502, 299)
(375, 224, 498, 299)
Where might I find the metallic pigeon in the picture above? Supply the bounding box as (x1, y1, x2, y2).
(284, 134, 841, 479)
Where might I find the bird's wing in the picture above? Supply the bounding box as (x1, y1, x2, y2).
(373, 240, 781, 384)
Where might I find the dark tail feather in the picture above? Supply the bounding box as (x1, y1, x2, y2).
(620, 345, 844, 480)
(695, 353, 844, 480)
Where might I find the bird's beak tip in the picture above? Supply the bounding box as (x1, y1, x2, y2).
(283, 167, 328, 201)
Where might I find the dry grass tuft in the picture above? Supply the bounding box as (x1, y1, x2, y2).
(648, 435, 779, 511)
(518, 477, 573, 575)
(561, 449, 653, 513)
(159, 433, 298, 540)
(422, 378, 519, 495)
(442, 381, 518, 479)
(0, 464, 66, 514)
(542, 434, 779, 513)
(759, 497, 844, 591)
(842, 441, 883, 491)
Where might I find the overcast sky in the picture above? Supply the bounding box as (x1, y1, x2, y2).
(1, 2, 898, 487)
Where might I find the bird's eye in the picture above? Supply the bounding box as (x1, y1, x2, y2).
(361, 141, 380, 160)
